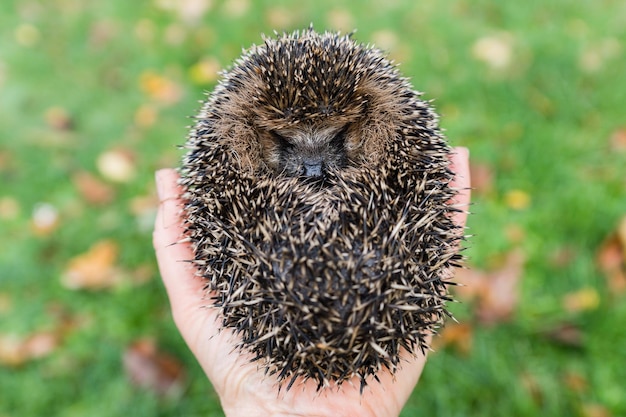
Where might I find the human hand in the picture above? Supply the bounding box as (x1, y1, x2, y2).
(153, 147, 470, 417)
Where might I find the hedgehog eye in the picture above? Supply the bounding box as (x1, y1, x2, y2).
(330, 125, 349, 150)
(271, 131, 293, 150)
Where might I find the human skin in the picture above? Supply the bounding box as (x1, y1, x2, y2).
(153, 147, 471, 417)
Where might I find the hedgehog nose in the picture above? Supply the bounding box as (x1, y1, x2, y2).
(302, 158, 324, 177)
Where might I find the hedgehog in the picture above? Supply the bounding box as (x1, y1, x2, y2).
(180, 28, 464, 391)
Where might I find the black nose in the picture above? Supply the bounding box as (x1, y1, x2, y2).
(303, 161, 323, 177)
(302, 156, 324, 177)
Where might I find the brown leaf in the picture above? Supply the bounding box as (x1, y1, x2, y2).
(0, 331, 60, 367)
(433, 322, 473, 355)
(139, 71, 182, 105)
(581, 404, 612, 417)
(72, 171, 115, 205)
(454, 249, 525, 325)
(610, 127, 626, 152)
(44, 106, 74, 131)
(61, 239, 122, 290)
(520, 372, 544, 406)
(542, 322, 584, 348)
(596, 216, 626, 294)
(563, 371, 588, 393)
(123, 338, 186, 396)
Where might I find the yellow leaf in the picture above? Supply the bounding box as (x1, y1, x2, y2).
(563, 287, 600, 313)
(62, 240, 121, 290)
(505, 189, 531, 210)
(189, 58, 221, 85)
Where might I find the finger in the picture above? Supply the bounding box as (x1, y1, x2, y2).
(153, 169, 205, 312)
(449, 146, 471, 229)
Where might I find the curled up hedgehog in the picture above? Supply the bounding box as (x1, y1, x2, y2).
(180, 28, 466, 391)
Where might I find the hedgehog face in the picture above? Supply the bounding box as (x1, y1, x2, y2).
(259, 123, 350, 177)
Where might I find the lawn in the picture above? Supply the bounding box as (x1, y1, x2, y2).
(1, 0, 625, 416)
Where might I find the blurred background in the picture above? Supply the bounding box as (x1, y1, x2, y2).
(1, 0, 625, 415)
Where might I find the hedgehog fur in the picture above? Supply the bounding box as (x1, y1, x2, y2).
(180, 28, 464, 391)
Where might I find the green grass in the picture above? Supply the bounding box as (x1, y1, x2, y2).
(1, 0, 625, 415)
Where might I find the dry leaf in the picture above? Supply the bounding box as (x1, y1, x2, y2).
(433, 322, 473, 355)
(542, 322, 584, 348)
(134, 105, 158, 128)
(189, 57, 221, 85)
(0, 196, 20, 220)
(562, 287, 600, 313)
(31, 202, 59, 236)
(139, 71, 182, 104)
(0, 331, 60, 367)
(520, 372, 544, 406)
(505, 189, 531, 210)
(155, 0, 212, 24)
(97, 148, 136, 183)
(563, 371, 588, 393)
(72, 171, 115, 205)
(455, 249, 525, 325)
(123, 338, 186, 396)
(14, 23, 40, 47)
(596, 216, 626, 294)
(326, 9, 355, 33)
(609, 128, 626, 151)
(61, 239, 122, 290)
(44, 106, 74, 131)
(472, 33, 514, 70)
(581, 404, 612, 417)
(265, 7, 294, 28)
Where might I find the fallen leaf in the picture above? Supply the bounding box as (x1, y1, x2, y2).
(222, 0, 249, 18)
(139, 71, 182, 105)
(433, 322, 473, 355)
(134, 105, 158, 128)
(72, 171, 115, 205)
(31, 202, 60, 236)
(44, 106, 74, 131)
(596, 216, 626, 295)
(326, 9, 355, 33)
(156, 0, 213, 24)
(0, 196, 20, 220)
(581, 404, 612, 417)
(189, 57, 221, 85)
(265, 7, 294, 28)
(609, 127, 626, 152)
(505, 189, 531, 210)
(520, 372, 544, 406)
(472, 33, 514, 70)
(454, 249, 525, 325)
(563, 287, 600, 313)
(97, 148, 136, 183)
(123, 338, 186, 396)
(0, 292, 11, 314)
(563, 371, 588, 393)
(61, 239, 122, 290)
(0, 331, 60, 367)
(542, 322, 584, 349)
(14, 23, 40, 47)
(504, 224, 526, 244)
